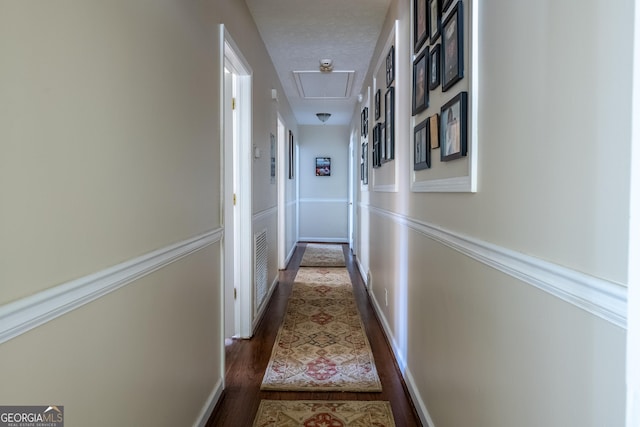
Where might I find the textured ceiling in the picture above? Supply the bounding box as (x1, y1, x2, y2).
(245, 0, 391, 126)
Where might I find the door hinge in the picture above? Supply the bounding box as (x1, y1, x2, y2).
(233, 193, 237, 205)
(232, 97, 236, 110)
(234, 287, 237, 300)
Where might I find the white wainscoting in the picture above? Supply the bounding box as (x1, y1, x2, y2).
(0, 228, 224, 345)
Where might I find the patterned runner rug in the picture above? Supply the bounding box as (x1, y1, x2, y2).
(253, 400, 396, 427)
(299, 243, 346, 267)
(260, 267, 382, 392)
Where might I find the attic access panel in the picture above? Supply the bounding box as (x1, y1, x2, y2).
(293, 70, 355, 99)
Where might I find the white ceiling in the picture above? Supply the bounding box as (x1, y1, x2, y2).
(245, 0, 391, 126)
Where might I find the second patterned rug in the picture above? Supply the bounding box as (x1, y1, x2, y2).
(260, 267, 382, 392)
(252, 400, 396, 426)
(299, 243, 346, 267)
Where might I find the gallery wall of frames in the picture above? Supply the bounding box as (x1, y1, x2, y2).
(359, 0, 477, 193)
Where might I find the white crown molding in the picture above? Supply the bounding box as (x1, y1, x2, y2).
(0, 228, 224, 345)
(299, 198, 349, 204)
(367, 205, 627, 328)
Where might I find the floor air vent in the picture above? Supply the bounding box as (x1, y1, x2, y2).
(254, 230, 268, 310)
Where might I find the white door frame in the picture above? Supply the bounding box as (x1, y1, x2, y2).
(221, 25, 254, 340)
(277, 115, 286, 269)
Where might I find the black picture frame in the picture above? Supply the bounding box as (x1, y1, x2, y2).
(414, 0, 428, 53)
(288, 130, 294, 179)
(440, 91, 468, 161)
(361, 107, 369, 137)
(414, 117, 430, 170)
(315, 157, 331, 176)
(384, 87, 395, 161)
(412, 50, 429, 116)
(428, 0, 441, 44)
(386, 45, 395, 87)
(442, 0, 454, 14)
(375, 89, 381, 120)
(372, 123, 382, 168)
(429, 44, 441, 90)
(363, 143, 369, 184)
(429, 113, 440, 149)
(441, 1, 463, 92)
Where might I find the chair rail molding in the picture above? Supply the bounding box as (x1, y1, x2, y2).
(367, 205, 627, 328)
(0, 228, 224, 345)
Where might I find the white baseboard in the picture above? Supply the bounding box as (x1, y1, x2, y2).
(193, 378, 224, 427)
(298, 237, 349, 243)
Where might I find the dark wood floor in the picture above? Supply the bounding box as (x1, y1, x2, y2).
(206, 243, 421, 426)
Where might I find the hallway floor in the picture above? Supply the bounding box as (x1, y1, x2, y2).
(206, 243, 421, 426)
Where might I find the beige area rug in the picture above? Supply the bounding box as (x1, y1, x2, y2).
(261, 267, 382, 392)
(299, 243, 346, 267)
(253, 400, 396, 427)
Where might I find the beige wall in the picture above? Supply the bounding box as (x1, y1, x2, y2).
(0, 1, 293, 425)
(357, 0, 632, 425)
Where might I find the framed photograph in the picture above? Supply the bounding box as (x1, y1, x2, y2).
(288, 130, 294, 179)
(386, 45, 395, 87)
(414, 0, 428, 53)
(440, 91, 468, 161)
(414, 118, 430, 170)
(361, 107, 369, 137)
(315, 157, 331, 176)
(442, 1, 464, 91)
(375, 89, 381, 120)
(270, 133, 276, 184)
(372, 123, 382, 168)
(363, 143, 369, 184)
(429, 114, 440, 149)
(384, 87, 395, 161)
(412, 50, 428, 116)
(442, 0, 454, 14)
(428, 0, 441, 44)
(429, 44, 441, 90)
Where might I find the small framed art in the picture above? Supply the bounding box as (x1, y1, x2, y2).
(375, 89, 381, 120)
(386, 45, 395, 87)
(316, 157, 331, 176)
(372, 123, 382, 168)
(429, 44, 441, 90)
(442, 1, 464, 91)
(412, 50, 428, 116)
(384, 87, 395, 161)
(414, 117, 430, 170)
(414, 0, 428, 53)
(428, 0, 441, 44)
(429, 114, 440, 149)
(288, 130, 294, 179)
(440, 91, 468, 161)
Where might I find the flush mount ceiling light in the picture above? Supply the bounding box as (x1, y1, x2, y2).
(316, 113, 331, 123)
(319, 58, 333, 72)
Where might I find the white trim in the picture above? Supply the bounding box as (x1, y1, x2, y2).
(193, 378, 224, 427)
(0, 228, 224, 345)
(299, 198, 349, 204)
(299, 237, 349, 244)
(369, 206, 627, 328)
(252, 275, 279, 332)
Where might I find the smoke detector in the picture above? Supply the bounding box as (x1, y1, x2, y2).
(319, 59, 333, 72)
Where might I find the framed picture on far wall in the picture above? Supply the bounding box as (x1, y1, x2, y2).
(429, 113, 440, 149)
(442, 1, 464, 91)
(375, 89, 381, 120)
(440, 91, 468, 161)
(414, 0, 428, 53)
(412, 50, 429, 116)
(315, 157, 331, 176)
(414, 117, 430, 170)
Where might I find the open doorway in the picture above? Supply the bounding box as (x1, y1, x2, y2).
(221, 26, 253, 340)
